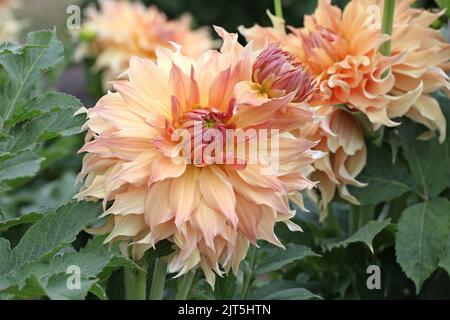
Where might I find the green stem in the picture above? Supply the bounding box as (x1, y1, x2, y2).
(273, 0, 283, 19)
(175, 271, 196, 300)
(240, 246, 257, 300)
(380, 0, 395, 56)
(124, 266, 147, 300)
(149, 258, 167, 300)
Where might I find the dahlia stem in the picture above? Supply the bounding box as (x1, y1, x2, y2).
(124, 266, 147, 300)
(175, 271, 196, 300)
(380, 0, 395, 56)
(149, 258, 167, 300)
(240, 245, 257, 300)
(274, 0, 283, 19)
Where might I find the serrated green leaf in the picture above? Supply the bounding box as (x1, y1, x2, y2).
(255, 244, 319, 275)
(0, 238, 12, 274)
(0, 30, 64, 130)
(349, 144, 414, 205)
(325, 219, 391, 253)
(395, 198, 450, 293)
(0, 151, 44, 183)
(7, 201, 101, 272)
(8, 91, 82, 127)
(0, 42, 23, 55)
(0, 212, 44, 233)
(44, 272, 97, 300)
(0, 235, 116, 300)
(3, 106, 84, 154)
(438, 236, 450, 276)
(399, 121, 450, 198)
(262, 288, 321, 300)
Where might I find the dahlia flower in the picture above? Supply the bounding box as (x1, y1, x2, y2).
(0, 0, 24, 42)
(77, 0, 213, 84)
(359, 0, 450, 142)
(241, 0, 449, 210)
(75, 27, 320, 287)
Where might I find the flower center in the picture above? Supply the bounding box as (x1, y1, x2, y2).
(175, 107, 235, 166)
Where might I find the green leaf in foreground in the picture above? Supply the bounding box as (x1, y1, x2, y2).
(0, 151, 44, 183)
(395, 198, 450, 293)
(262, 288, 321, 300)
(6, 201, 102, 271)
(7, 91, 82, 127)
(0, 212, 44, 233)
(399, 121, 450, 199)
(255, 244, 318, 275)
(0, 30, 64, 130)
(325, 219, 391, 253)
(438, 236, 450, 277)
(349, 144, 414, 205)
(3, 106, 85, 154)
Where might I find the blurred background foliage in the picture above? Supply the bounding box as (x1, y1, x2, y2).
(1, 0, 448, 300)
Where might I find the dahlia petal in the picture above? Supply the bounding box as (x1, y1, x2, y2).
(192, 200, 226, 251)
(103, 187, 146, 216)
(104, 214, 147, 243)
(149, 156, 186, 185)
(199, 166, 238, 228)
(170, 167, 201, 228)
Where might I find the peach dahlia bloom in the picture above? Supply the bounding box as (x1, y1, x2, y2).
(240, 0, 449, 210)
(359, 0, 450, 142)
(77, 0, 213, 84)
(75, 28, 320, 287)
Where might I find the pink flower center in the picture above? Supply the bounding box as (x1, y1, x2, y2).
(176, 107, 237, 166)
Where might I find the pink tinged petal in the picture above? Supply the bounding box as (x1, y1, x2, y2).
(199, 166, 238, 228)
(104, 214, 147, 243)
(93, 92, 151, 131)
(233, 81, 269, 106)
(149, 155, 186, 185)
(235, 194, 261, 244)
(227, 169, 290, 214)
(103, 187, 146, 216)
(387, 82, 423, 118)
(108, 151, 155, 191)
(149, 221, 177, 246)
(230, 92, 295, 128)
(170, 167, 201, 228)
(169, 64, 200, 110)
(257, 206, 284, 248)
(128, 56, 170, 105)
(192, 200, 226, 251)
(236, 164, 287, 193)
(407, 94, 446, 143)
(80, 133, 155, 161)
(365, 107, 400, 127)
(112, 80, 171, 119)
(144, 179, 174, 230)
(231, 233, 250, 273)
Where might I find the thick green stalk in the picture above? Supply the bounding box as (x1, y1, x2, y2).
(149, 258, 167, 300)
(240, 246, 257, 300)
(380, 0, 395, 57)
(274, 0, 283, 19)
(175, 271, 196, 300)
(124, 266, 147, 300)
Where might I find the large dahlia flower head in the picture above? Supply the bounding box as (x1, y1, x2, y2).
(75, 27, 322, 287)
(240, 0, 450, 214)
